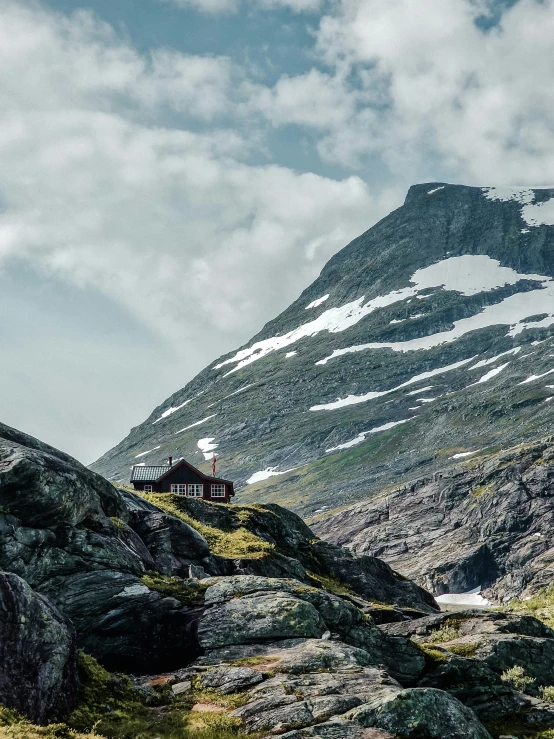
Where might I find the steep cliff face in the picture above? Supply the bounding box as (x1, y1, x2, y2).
(311, 437, 554, 603)
(7, 424, 554, 739)
(91, 183, 554, 516)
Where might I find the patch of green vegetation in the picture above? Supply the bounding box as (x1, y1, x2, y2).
(141, 573, 208, 605)
(501, 665, 535, 693)
(67, 652, 153, 736)
(0, 707, 103, 739)
(470, 484, 492, 500)
(62, 652, 255, 739)
(138, 494, 274, 560)
(541, 686, 554, 703)
(109, 517, 126, 531)
(447, 642, 481, 658)
(505, 585, 554, 630)
(416, 643, 449, 665)
(190, 679, 248, 711)
(426, 623, 462, 644)
(306, 571, 355, 597)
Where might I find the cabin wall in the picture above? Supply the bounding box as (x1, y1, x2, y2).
(132, 464, 232, 501)
(159, 466, 205, 490)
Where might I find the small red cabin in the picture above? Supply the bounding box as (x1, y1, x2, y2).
(131, 457, 234, 503)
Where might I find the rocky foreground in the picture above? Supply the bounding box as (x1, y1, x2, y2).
(3, 421, 554, 739)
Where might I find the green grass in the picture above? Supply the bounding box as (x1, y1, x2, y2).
(416, 643, 449, 665)
(140, 573, 208, 605)
(505, 585, 554, 630)
(0, 707, 104, 739)
(447, 642, 482, 658)
(306, 571, 355, 597)
(61, 652, 256, 739)
(426, 624, 462, 644)
(138, 494, 274, 560)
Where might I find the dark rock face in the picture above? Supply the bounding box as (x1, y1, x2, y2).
(312, 437, 554, 602)
(349, 687, 492, 739)
(8, 419, 554, 738)
(0, 420, 436, 679)
(0, 572, 78, 723)
(0, 421, 124, 528)
(91, 184, 554, 519)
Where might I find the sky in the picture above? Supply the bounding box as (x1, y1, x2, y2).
(1, 0, 554, 464)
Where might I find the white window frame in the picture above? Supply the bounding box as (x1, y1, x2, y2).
(187, 484, 204, 498)
(211, 484, 226, 498)
(170, 484, 187, 494)
(143, 485, 153, 492)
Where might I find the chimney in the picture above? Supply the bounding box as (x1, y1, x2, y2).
(168, 456, 173, 467)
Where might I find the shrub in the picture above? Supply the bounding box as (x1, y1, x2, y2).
(427, 624, 462, 644)
(541, 686, 554, 703)
(501, 665, 535, 693)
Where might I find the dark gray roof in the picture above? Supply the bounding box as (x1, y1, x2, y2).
(131, 465, 170, 482)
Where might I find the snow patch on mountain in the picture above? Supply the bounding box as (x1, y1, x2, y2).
(470, 363, 511, 386)
(153, 398, 197, 424)
(450, 450, 482, 459)
(318, 281, 554, 365)
(482, 187, 554, 228)
(198, 437, 218, 460)
(326, 419, 410, 452)
(206, 385, 253, 408)
(310, 357, 475, 412)
(470, 348, 521, 369)
(246, 467, 297, 485)
(306, 295, 329, 309)
(217, 256, 550, 376)
(406, 386, 434, 395)
(135, 446, 161, 458)
(435, 587, 490, 606)
(175, 415, 217, 434)
(519, 369, 554, 384)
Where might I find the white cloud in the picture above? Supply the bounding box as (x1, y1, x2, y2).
(159, 0, 321, 13)
(256, 0, 554, 182)
(0, 1, 389, 373)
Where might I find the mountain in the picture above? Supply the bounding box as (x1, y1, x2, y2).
(311, 435, 554, 604)
(8, 420, 554, 739)
(91, 183, 554, 517)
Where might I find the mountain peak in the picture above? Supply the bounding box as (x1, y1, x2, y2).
(92, 184, 554, 516)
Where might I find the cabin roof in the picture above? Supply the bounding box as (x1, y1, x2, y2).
(130, 458, 233, 486)
(131, 465, 170, 481)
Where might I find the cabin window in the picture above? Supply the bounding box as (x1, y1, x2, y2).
(211, 484, 226, 498)
(187, 484, 203, 497)
(143, 485, 153, 492)
(171, 484, 187, 494)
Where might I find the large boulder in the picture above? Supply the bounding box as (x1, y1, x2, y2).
(198, 591, 326, 648)
(349, 687, 492, 739)
(40, 570, 204, 673)
(0, 422, 124, 528)
(231, 668, 401, 734)
(0, 572, 78, 723)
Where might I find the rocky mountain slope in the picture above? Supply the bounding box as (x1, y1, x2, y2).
(91, 183, 554, 517)
(8, 420, 554, 739)
(311, 436, 554, 605)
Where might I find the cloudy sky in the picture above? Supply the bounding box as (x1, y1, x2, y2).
(2, 0, 554, 464)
